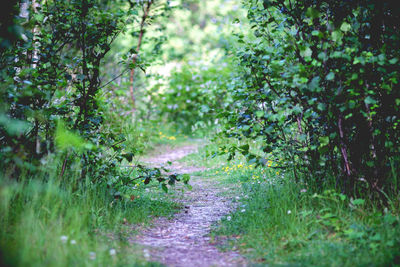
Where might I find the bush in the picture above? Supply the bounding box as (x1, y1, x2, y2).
(154, 59, 234, 133)
(222, 0, 400, 199)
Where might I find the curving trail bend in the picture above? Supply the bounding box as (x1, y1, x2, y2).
(133, 144, 246, 267)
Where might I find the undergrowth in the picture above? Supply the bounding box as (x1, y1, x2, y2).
(179, 139, 400, 266)
(0, 169, 179, 267)
(208, 160, 400, 266)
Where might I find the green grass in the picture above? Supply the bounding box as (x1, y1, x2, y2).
(0, 171, 179, 267)
(121, 119, 193, 156)
(172, 138, 400, 266)
(4, 134, 399, 267)
(209, 163, 400, 266)
(178, 140, 229, 170)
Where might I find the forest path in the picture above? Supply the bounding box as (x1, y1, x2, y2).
(132, 143, 246, 267)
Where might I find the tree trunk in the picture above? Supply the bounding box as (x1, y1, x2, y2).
(129, 1, 152, 111)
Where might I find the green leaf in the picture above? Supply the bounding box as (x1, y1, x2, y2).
(0, 115, 32, 135)
(312, 30, 320, 36)
(255, 110, 264, 118)
(340, 22, 351, 32)
(161, 183, 168, 193)
(182, 174, 190, 184)
(308, 76, 321, 92)
(319, 136, 329, 146)
(306, 7, 320, 19)
(55, 120, 94, 151)
(186, 184, 193, 190)
(317, 103, 326, 111)
(326, 72, 335, 81)
(293, 105, 302, 114)
(370, 233, 382, 241)
(122, 152, 135, 162)
(200, 105, 210, 113)
(364, 96, 377, 105)
(301, 47, 312, 59)
(351, 199, 365, 206)
(262, 0, 270, 9)
(240, 144, 250, 153)
(389, 58, 399, 64)
(332, 31, 343, 42)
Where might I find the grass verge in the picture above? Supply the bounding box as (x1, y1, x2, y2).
(210, 163, 400, 266)
(0, 172, 179, 267)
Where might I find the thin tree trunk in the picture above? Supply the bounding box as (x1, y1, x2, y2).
(31, 0, 39, 68)
(129, 1, 152, 111)
(338, 115, 353, 193)
(59, 153, 69, 179)
(338, 116, 351, 176)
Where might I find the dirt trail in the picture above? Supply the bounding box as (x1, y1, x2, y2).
(133, 144, 246, 267)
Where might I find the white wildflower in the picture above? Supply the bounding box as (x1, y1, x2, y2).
(287, 210, 292, 214)
(143, 249, 150, 259)
(109, 249, 116, 256)
(89, 252, 96, 260)
(241, 209, 246, 213)
(70, 239, 76, 245)
(227, 216, 232, 221)
(60, 235, 68, 243)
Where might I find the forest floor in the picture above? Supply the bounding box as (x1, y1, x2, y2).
(132, 143, 246, 267)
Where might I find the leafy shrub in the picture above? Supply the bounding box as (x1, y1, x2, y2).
(154, 60, 234, 133)
(222, 0, 400, 198)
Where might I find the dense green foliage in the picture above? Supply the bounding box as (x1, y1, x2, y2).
(220, 0, 400, 200)
(154, 62, 233, 133)
(0, 0, 187, 197)
(0, 1, 190, 265)
(1, 0, 124, 174)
